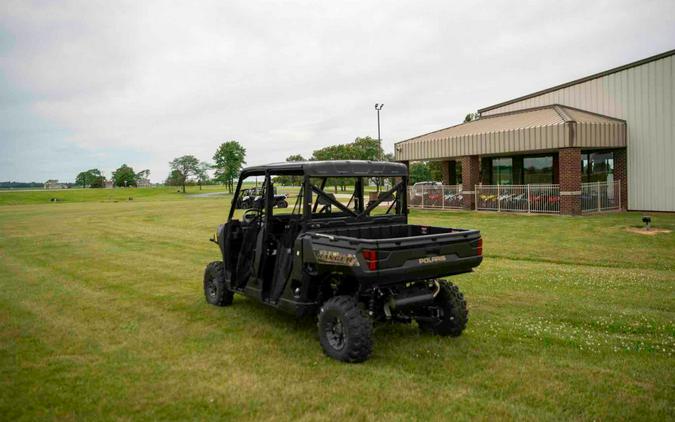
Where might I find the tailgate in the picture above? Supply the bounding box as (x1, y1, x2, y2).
(370, 229, 482, 281)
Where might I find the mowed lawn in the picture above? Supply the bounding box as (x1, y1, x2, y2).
(0, 189, 673, 420)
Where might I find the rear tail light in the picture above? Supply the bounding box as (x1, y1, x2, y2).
(476, 238, 483, 256)
(361, 249, 378, 271)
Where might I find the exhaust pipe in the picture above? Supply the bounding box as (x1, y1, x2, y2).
(382, 281, 442, 318)
(387, 280, 441, 310)
(389, 292, 435, 309)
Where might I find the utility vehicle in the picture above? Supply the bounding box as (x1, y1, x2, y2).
(203, 161, 482, 362)
(236, 187, 288, 209)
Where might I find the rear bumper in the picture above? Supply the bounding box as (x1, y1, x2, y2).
(359, 254, 483, 286)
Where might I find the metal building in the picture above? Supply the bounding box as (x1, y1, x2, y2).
(395, 50, 674, 213)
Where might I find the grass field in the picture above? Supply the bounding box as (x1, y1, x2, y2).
(0, 185, 229, 206)
(1, 188, 673, 420)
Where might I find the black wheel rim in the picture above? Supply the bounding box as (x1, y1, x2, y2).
(424, 305, 444, 327)
(207, 278, 218, 298)
(325, 316, 345, 350)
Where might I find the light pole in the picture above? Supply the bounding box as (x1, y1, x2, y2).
(375, 103, 384, 160)
(375, 103, 384, 192)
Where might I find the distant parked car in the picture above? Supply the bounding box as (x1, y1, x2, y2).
(412, 181, 442, 191)
(411, 181, 443, 206)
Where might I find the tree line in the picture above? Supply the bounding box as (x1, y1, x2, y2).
(274, 136, 393, 191)
(409, 161, 443, 184)
(75, 166, 150, 188)
(166, 140, 246, 193)
(72, 140, 247, 193)
(73, 135, 442, 193)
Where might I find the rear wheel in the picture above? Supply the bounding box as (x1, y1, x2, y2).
(417, 281, 468, 336)
(277, 200, 288, 208)
(203, 261, 234, 307)
(318, 296, 373, 363)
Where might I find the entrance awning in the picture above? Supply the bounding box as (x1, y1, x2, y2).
(394, 104, 626, 162)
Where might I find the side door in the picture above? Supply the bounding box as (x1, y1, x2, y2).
(250, 175, 271, 294)
(228, 175, 266, 290)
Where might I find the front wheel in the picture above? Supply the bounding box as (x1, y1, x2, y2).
(203, 261, 234, 307)
(417, 281, 468, 336)
(276, 200, 288, 208)
(318, 296, 373, 363)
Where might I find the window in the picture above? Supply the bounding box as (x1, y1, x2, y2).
(491, 158, 513, 185)
(455, 160, 462, 185)
(581, 151, 614, 183)
(449, 160, 462, 185)
(481, 155, 554, 185)
(523, 156, 553, 184)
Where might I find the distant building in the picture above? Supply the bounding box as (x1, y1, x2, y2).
(136, 178, 151, 188)
(104, 180, 114, 189)
(44, 179, 66, 189)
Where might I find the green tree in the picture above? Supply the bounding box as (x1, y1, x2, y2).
(428, 161, 443, 182)
(75, 169, 103, 188)
(464, 112, 479, 122)
(213, 141, 246, 193)
(310, 136, 389, 191)
(351, 136, 385, 191)
(275, 155, 305, 186)
(409, 162, 432, 184)
(169, 155, 200, 193)
(312, 144, 354, 191)
(89, 174, 105, 188)
(351, 136, 381, 161)
(195, 162, 211, 190)
(112, 164, 137, 187)
(287, 154, 304, 162)
(165, 169, 184, 186)
(136, 169, 150, 179)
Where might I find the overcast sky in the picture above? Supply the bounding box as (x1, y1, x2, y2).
(1, 0, 674, 183)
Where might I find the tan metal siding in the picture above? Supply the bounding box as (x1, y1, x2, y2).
(481, 54, 675, 211)
(574, 121, 626, 148)
(395, 105, 624, 162)
(396, 125, 570, 160)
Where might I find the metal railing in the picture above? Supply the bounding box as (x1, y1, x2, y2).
(408, 185, 464, 209)
(476, 184, 560, 214)
(581, 180, 621, 213)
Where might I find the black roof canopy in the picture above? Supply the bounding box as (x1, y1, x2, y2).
(240, 160, 408, 177)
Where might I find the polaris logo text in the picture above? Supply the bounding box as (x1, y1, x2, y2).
(418, 256, 446, 264)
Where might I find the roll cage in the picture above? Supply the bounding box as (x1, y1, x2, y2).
(227, 161, 409, 224)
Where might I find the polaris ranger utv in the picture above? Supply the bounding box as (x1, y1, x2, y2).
(204, 161, 482, 362)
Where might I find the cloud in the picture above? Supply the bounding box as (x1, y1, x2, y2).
(1, 0, 674, 182)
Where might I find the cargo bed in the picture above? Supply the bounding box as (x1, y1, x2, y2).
(306, 223, 482, 285)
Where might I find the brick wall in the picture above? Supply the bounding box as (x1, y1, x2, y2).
(558, 148, 581, 215)
(613, 148, 628, 210)
(460, 155, 480, 210)
(441, 160, 451, 185)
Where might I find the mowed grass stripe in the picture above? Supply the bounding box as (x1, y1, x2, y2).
(1, 194, 673, 420)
